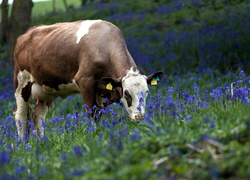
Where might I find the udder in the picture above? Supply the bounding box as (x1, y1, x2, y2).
(31, 83, 57, 103)
(31, 80, 81, 103)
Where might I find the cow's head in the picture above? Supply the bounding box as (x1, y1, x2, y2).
(101, 68, 163, 121)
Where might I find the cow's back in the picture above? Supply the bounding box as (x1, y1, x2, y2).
(14, 20, 132, 88)
(14, 22, 84, 87)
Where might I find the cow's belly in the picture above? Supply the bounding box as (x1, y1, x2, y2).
(31, 80, 80, 102)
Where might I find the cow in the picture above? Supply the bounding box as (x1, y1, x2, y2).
(14, 20, 163, 140)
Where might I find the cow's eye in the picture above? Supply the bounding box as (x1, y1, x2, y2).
(124, 90, 132, 107)
(124, 90, 130, 98)
(98, 93, 106, 98)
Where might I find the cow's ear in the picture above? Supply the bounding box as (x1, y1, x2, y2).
(101, 77, 122, 91)
(147, 72, 164, 86)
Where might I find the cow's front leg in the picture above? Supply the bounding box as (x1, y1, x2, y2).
(75, 77, 98, 115)
(33, 100, 48, 138)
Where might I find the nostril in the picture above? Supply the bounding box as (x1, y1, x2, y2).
(134, 114, 142, 121)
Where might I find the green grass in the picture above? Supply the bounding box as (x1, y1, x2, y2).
(0, 0, 81, 19)
(2, 71, 250, 179)
(1, 85, 250, 179)
(32, 0, 81, 16)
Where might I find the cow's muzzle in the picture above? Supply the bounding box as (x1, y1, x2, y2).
(132, 113, 143, 122)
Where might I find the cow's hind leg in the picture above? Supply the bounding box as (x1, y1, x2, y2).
(33, 100, 48, 138)
(14, 70, 32, 141)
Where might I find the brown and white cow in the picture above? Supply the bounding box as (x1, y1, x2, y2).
(14, 20, 163, 140)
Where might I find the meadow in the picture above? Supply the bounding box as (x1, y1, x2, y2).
(1, 0, 250, 179)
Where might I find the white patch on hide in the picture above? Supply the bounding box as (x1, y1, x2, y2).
(31, 79, 80, 102)
(14, 70, 34, 139)
(57, 80, 80, 98)
(121, 68, 149, 120)
(76, 20, 102, 44)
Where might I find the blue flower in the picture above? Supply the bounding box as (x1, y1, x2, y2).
(137, 106, 142, 112)
(15, 165, 26, 175)
(237, 80, 243, 84)
(210, 120, 215, 128)
(42, 120, 46, 129)
(156, 5, 173, 15)
(61, 153, 67, 161)
(73, 146, 83, 157)
(210, 87, 224, 100)
(201, 134, 210, 141)
(26, 175, 35, 180)
(7, 144, 14, 151)
(72, 169, 86, 176)
(88, 125, 96, 134)
(231, 87, 250, 103)
(139, 91, 145, 103)
(209, 166, 219, 179)
(166, 87, 174, 94)
(185, 115, 192, 122)
(0, 173, 18, 180)
(39, 167, 47, 175)
(25, 144, 32, 150)
(111, 120, 118, 127)
(194, 84, 200, 95)
(38, 155, 45, 161)
(0, 150, 10, 164)
(203, 116, 209, 123)
(169, 144, 175, 152)
(101, 120, 110, 129)
(99, 133, 104, 141)
(130, 129, 140, 140)
(165, 95, 174, 106)
(239, 70, 246, 77)
(50, 116, 64, 124)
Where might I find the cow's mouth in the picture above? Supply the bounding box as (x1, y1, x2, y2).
(131, 113, 143, 122)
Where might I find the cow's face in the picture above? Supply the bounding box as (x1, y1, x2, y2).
(120, 70, 148, 121)
(101, 68, 163, 121)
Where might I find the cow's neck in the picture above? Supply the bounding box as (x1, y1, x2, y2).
(110, 47, 137, 79)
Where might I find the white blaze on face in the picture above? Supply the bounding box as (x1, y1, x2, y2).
(76, 20, 102, 43)
(121, 68, 149, 121)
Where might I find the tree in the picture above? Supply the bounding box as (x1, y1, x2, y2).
(7, 0, 33, 63)
(62, 0, 68, 12)
(53, 0, 56, 13)
(1, 0, 9, 44)
(52, 0, 69, 13)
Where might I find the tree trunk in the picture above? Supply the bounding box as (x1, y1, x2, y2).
(1, 0, 9, 44)
(62, 0, 68, 12)
(9, 0, 33, 62)
(53, 0, 56, 13)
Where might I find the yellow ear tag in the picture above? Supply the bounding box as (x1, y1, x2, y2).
(106, 82, 113, 90)
(151, 78, 158, 85)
